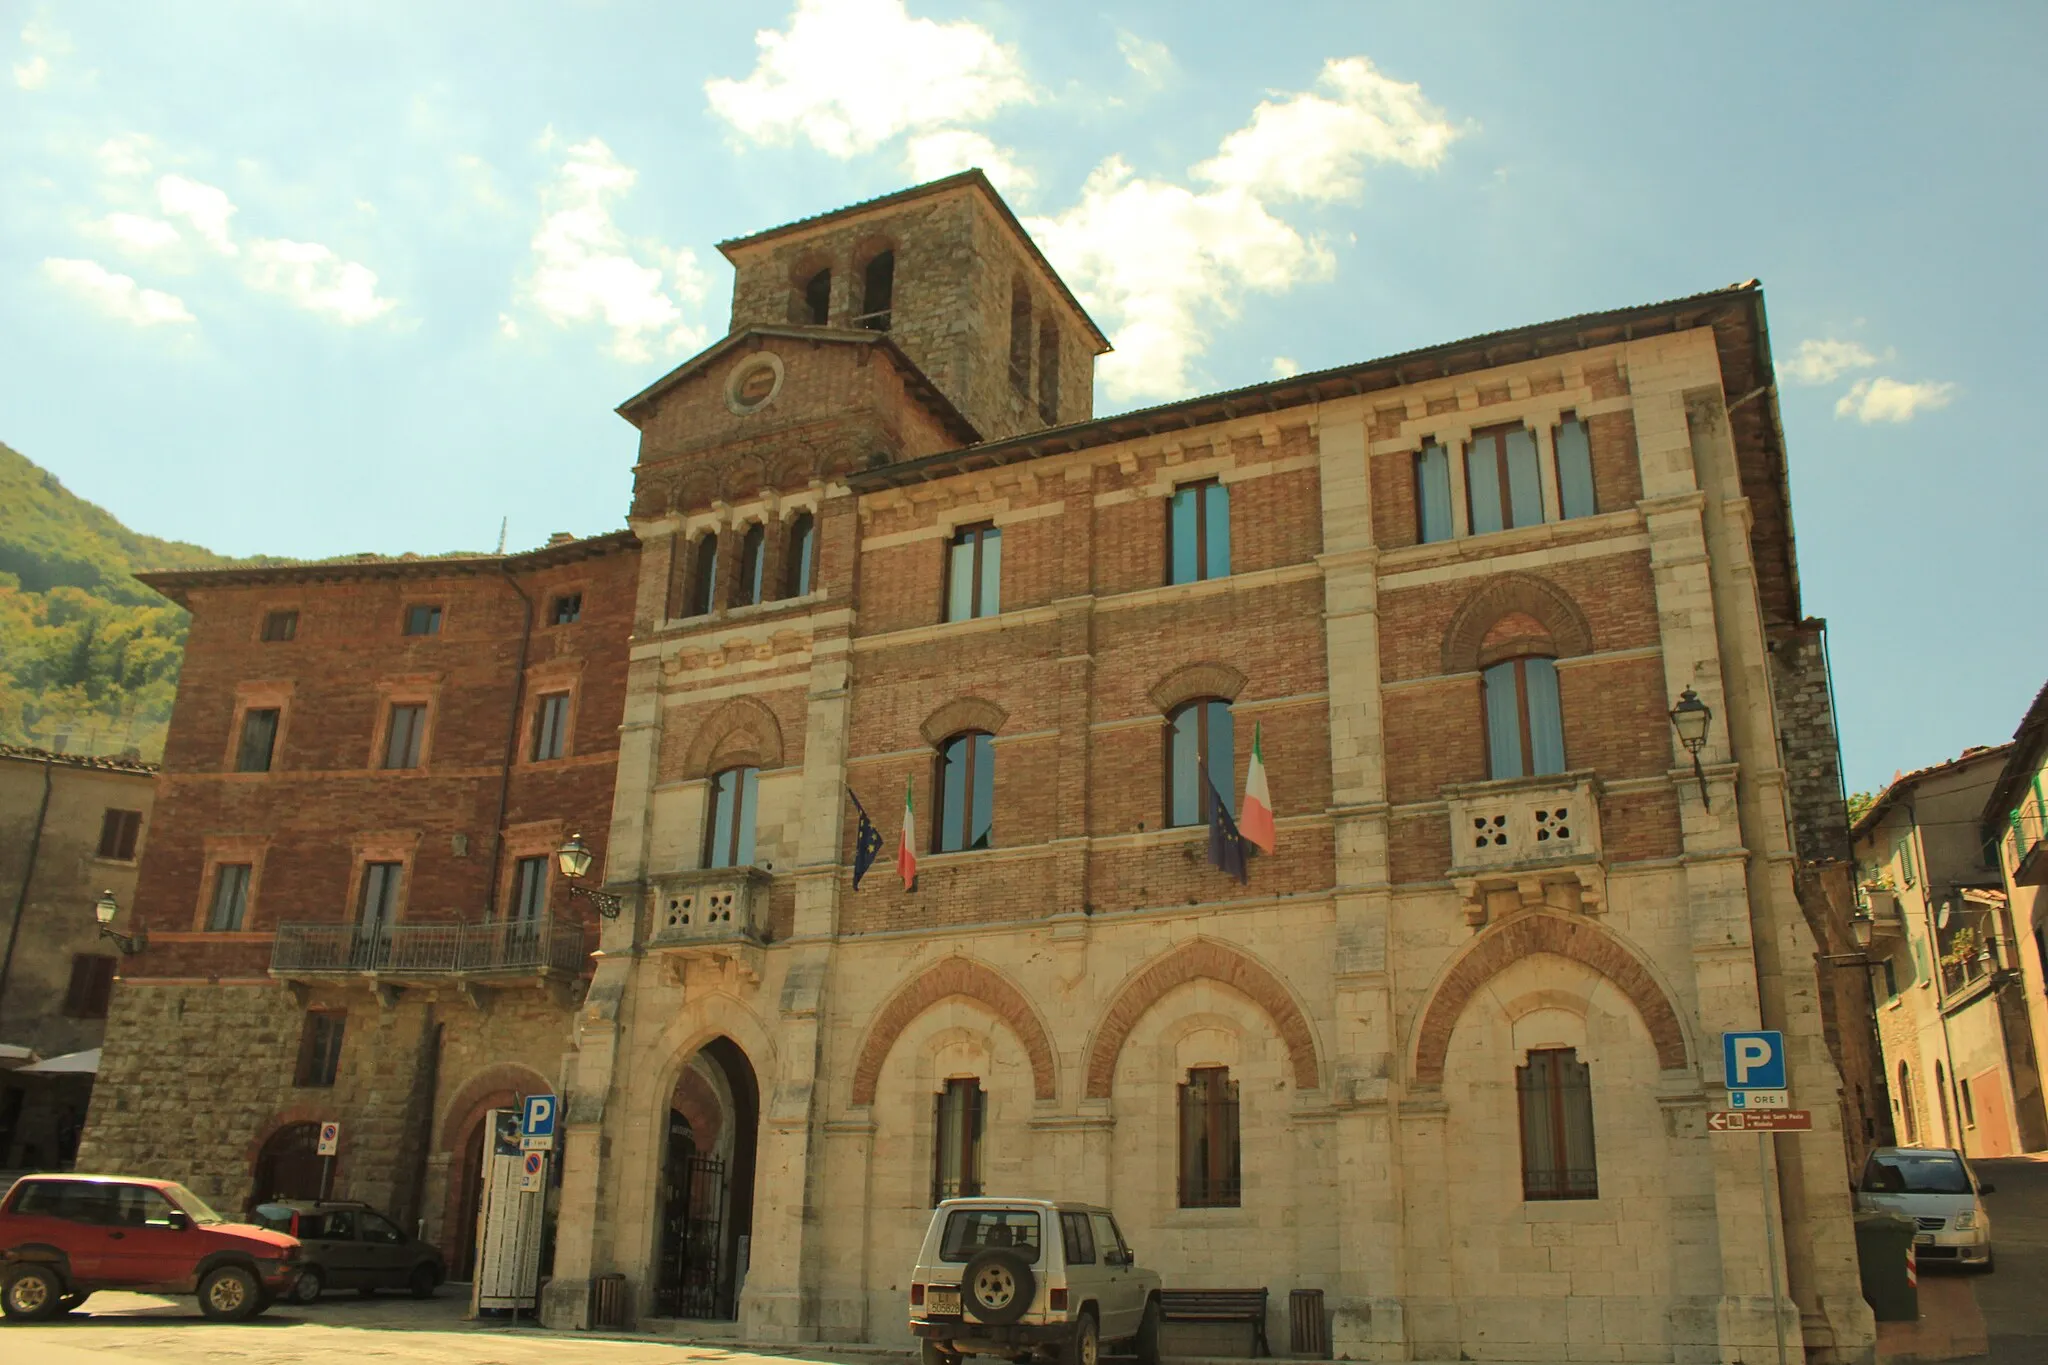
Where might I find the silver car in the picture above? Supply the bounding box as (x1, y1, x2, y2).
(910, 1198, 1163, 1365)
(1854, 1147, 1996, 1271)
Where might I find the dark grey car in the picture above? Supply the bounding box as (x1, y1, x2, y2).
(250, 1201, 443, 1303)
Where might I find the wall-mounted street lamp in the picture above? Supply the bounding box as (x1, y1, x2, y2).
(1668, 687, 1713, 809)
(93, 890, 147, 955)
(555, 834, 625, 919)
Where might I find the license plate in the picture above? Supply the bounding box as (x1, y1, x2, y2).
(927, 1287, 961, 1317)
(1914, 1235, 1934, 1246)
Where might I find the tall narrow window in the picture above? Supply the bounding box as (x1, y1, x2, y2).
(932, 1078, 985, 1204)
(404, 604, 443, 636)
(97, 808, 142, 860)
(785, 512, 816, 597)
(736, 524, 766, 607)
(933, 732, 995, 853)
(1165, 699, 1234, 828)
(1482, 656, 1565, 779)
(383, 703, 427, 769)
(358, 863, 402, 931)
(1178, 1067, 1242, 1208)
(705, 766, 760, 868)
(261, 610, 299, 642)
(237, 708, 280, 773)
(803, 267, 831, 325)
(689, 535, 719, 617)
(1554, 416, 1597, 520)
(509, 855, 548, 923)
(208, 863, 252, 931)
(63, 955, 117, 1019)
(1037, 320, 1061, 423)
(532, 693, 571, 761)
(1898, 1062, 1918, 1144)
(1415, 443, 1454, 543)
(1517, 1047, 1598, 1200)
(296, 1011, 346, 1088)
(944, 524, 1001, 622)
(1008, 281, 1032, 398)
(1168, 480, 1231, 584)
(1466, 426, 1543, 534)
(860, 251, 894, 330)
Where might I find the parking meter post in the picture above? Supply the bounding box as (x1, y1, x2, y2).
(1760, 1131, 1788, 1365)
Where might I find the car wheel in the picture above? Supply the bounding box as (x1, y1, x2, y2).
(1, 1265, 66, 1321)
(960, 1248, 1035, 1327)
(1061, 1311, 1099, 1365)
(1135, 1296, 1162, 1365)
(290, 1267, 325, 1304)
(408, 1264, 437, 1300)
(921, 1341, 962, 1365)
(198, 1265, 263, 1322)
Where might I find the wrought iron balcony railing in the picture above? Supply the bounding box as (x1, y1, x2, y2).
(2009, 798, 2047, 887)
(270, 915, 589, 979)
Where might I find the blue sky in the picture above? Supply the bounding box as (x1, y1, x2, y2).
(3, 1, 2043, 793)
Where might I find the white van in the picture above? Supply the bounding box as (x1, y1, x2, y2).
(908, 1198, 1162, 1365)
(1854, 1146, 1996, 1270)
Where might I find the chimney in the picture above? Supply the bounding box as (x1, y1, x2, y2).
(547, 532, 576, 547)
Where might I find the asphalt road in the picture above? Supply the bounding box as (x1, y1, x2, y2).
(1971, 1156, 2048, 1364)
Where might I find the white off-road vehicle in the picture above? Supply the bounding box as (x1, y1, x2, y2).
(910, 1198, 1162, 1365)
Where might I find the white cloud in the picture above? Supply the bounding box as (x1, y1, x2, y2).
(101, 213, 181, 253)
(157, 175, 239, 255)
(41, 258, 194, 327)
(705, 0, 1033, 157)
(1835, 377, 1955, 424)
(13, 17, 68, 89)
(1192, 57, 1460, 202)
(13, 54, 46, 89)
(1784, 337, 1879, 386)
(1117, 31, 1173, 87)
(245, 239, 396, 324)
(1271, 356, 1300, 379)
(96, 135, 154, 177)
(904, 129, 1034, 198)
(515, 136, 707, 362)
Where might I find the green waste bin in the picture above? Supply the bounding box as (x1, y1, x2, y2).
(1855, 1210, 1918, 1322)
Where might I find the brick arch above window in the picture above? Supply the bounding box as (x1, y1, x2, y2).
(1408, 911, 1690, 1088)
(1084, 938, 1320, 1099)
(1441, 572, 1593, 675)
(920, 696, 1009, 748)
(435, 1062, 554, 1153)
(1148, 661, 1248, 716)
(679, 696, 786, 780)
(850, 956, 1057, 1106)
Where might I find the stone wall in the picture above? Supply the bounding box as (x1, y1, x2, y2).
(1770, 620, 1851, 865)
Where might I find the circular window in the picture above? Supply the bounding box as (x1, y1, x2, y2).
(725, 352, 785, 415)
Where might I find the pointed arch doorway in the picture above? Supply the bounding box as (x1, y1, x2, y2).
(655, 1037, 760, 1320)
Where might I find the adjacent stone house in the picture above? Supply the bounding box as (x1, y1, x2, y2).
(1978, 682, 2048, 1151)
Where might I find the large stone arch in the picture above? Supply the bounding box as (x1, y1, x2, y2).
(851, 957, 1058, 1105)
(678, 695, 786, 779)
(1441, 571, 1594, 675)
(921, 696, 1008, 746)
(1410, 911, 1690, 1086)
(434, 1061, 552, 1273)
(1085, 939, 1320, 1098)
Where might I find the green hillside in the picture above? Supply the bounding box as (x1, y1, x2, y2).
(0, 441, 285, 761)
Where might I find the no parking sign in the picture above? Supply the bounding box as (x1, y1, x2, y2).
(518, 1150, 545, 1193)
(316, 1121, 340, 1156)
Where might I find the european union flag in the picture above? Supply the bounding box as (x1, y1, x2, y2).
(1204, 767, 1250, 885)
(848, 786, 886, 890)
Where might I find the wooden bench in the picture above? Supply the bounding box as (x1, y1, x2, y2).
(1159, 1288, 1271, 1357)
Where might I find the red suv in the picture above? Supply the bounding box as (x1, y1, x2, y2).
(0, 1174, 302, 1321)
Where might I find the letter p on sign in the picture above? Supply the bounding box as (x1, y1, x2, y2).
(1723, 1031, 1786, 1090)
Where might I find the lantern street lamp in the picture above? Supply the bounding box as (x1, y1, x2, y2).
(1668, 687, 1713, 809)
(555, 834, 625, 919)
(94, 890, 147, 955)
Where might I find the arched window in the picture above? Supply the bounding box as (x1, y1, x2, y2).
(1037, 320, 1061, 423)
(802, 267, 831, 325)
(704, 766, 759, 868)
(1482, 656, 1564, 779)
(859, 250, 894, 331)
(687, 534, 719, 617)
(1178, 1067, 1240, 1208)
(1165, 699, 1234, 828)
(1008, 280, 1032, 399)
(784, 512, 816, 598)
(931, 1077, 984, 1204)
(736, 524, 766, 607)
(1898, 1061, 1918, 1144)
(932, 731, 994, 852)
(1517, 1048, 1598, 1200)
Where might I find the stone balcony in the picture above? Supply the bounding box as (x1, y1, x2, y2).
(645, 866, 772, 984)
(270, 914, 590, 1009)
(1443, 771, 1606, 928)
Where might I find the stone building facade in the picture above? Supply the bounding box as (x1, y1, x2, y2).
(79, 170, 1878, 1363)
(1976, 682, 2048, 1151)
(0, 744, 158, 1168)
(76, 532, 639, 1275)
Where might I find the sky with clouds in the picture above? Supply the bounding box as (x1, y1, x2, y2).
(3, 1, 2043, 791)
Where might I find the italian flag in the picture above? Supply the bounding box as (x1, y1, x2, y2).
(1240, 722, 1276, 854)
(898, 775, 919, 891)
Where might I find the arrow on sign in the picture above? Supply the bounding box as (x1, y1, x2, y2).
(1707, 1109, 1813, 1132)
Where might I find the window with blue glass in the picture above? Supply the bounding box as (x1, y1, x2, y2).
(1483, 656, 1565, 779)
(704, 766, 760, 868)
(933, 732, 995, 852)
(1553, 416, 1597, 520)
(944, 524, 1001, 622)
(785, 512, 816, 597)
(1467, 425, 1543, 535)
(1168, 479, 1230, 584)
(1415, 443, 1454, 544)
(1165, 699, 1234, 828)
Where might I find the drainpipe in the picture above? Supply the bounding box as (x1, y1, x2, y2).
(0, 754, 56, 1039)
(487, 566, 536, 921)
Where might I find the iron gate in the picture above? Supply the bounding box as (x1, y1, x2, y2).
(658, 1155, 728, 1318)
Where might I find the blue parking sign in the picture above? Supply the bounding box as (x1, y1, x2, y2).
(522, 1093, 557, 1140)
(1722, 1031, 1786, 1090)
